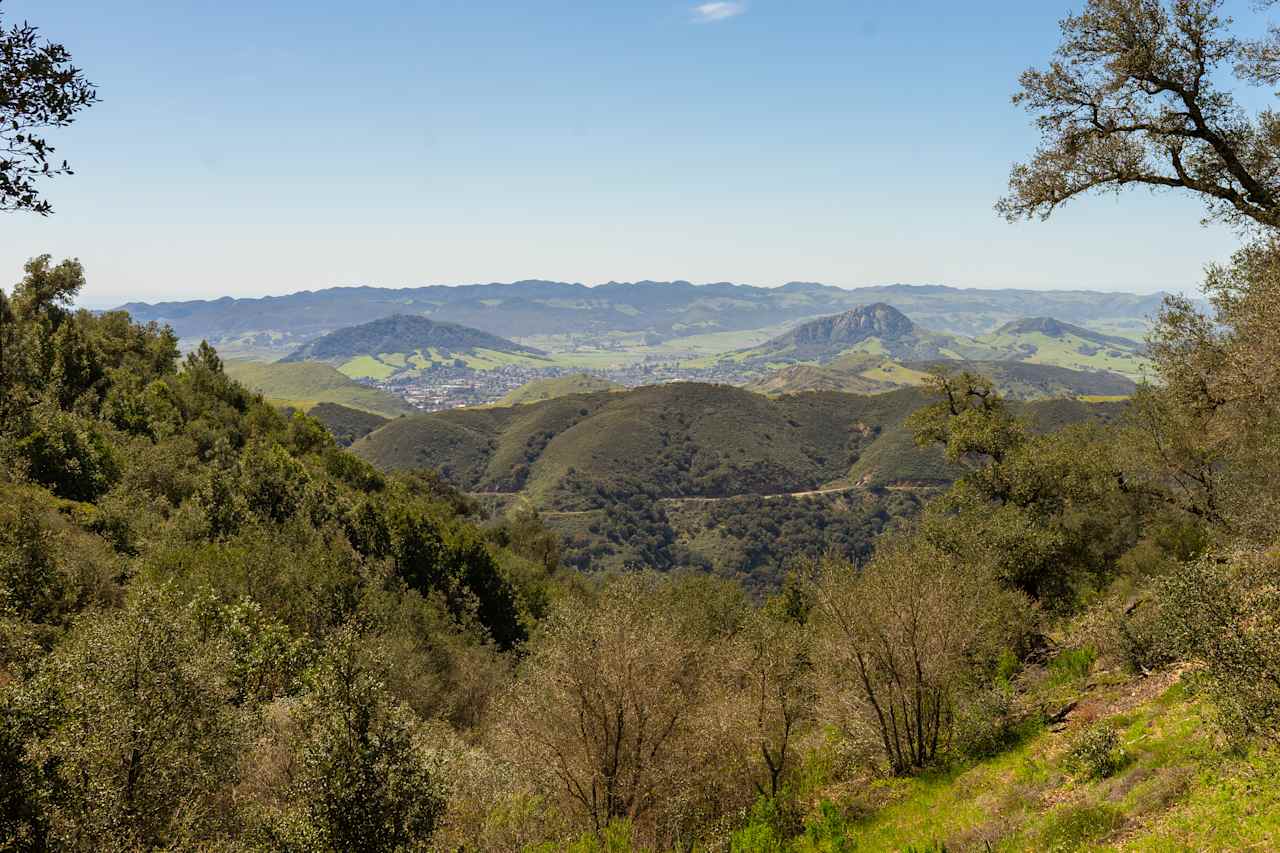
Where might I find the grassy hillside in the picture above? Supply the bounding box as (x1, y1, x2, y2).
(726, 307, 1149, 384)
(280, 313, 552, 378)
(306, 402, 391, 446)
(283, 313, 545, 361)
(354, 385, 935, 500)
(352, 385, 943, 578)
(845, 421, 953, 488)
(223, 360, 413, 416)
(976, 318, 1150, 381)
(353, 384, 1119, 582)
(327, 346, 555, 379)
(744, 353, 906, 395)
(352, 384, 1122, 501)
(938, 361, 1138, 399)
(354, 393, 613, 488)
(496, 373, 623, 405)
(746, 364, 892, 396)
(749, 356, 1136, 401)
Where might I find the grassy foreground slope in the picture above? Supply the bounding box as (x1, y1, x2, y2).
(770, 667, 1280, 852)
(223, 360, 413, 416)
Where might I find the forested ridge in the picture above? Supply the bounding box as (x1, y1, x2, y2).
(9, 0, 1280, 850)
(352, 385, 1123, 585)
(0, 254, 568, 848)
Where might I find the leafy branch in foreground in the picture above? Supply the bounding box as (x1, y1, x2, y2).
(0, 2, 97, 214)
(999, 0, 1280, 231)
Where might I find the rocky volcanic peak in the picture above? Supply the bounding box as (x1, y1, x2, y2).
(790, 303, 916, 345)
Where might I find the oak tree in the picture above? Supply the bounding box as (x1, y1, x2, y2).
(1000, 0, 1280, 231)
(0, 3, 97, 214)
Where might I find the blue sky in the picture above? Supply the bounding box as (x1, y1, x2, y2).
(0, 0, 1258, 306)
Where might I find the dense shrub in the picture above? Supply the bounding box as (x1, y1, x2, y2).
(812, 542, 1034, 775)
(9, 405, 120, 502)
(252, 627, 447, 852)
(1106, 594, 1179, 676)
(1047, 647, 1096, 687)
(495, 573, 743, 846)
(1161, 551, 1280, 741)
(1064, 723, 1127, 781)
(25, 586, 248, 849)
(953, 682, 1027, 761)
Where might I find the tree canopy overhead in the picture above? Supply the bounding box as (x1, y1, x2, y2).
(999, 0, 1280, 231)
(0, 1, 97, 215)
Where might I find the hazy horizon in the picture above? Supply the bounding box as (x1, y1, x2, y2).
(3, 0, 1255, 306)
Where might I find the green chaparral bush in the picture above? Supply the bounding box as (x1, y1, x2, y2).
(1064, 723, 1127, 781)
(248, 626, 447, 852)
(1161, 550, 1280, 742)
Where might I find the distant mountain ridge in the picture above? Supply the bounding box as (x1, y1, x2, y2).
(116, 280, 1177, 356)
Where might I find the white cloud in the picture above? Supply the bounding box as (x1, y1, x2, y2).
(692, 2, 745, 23)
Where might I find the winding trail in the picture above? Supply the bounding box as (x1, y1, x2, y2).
(468, 482, 935, 516)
